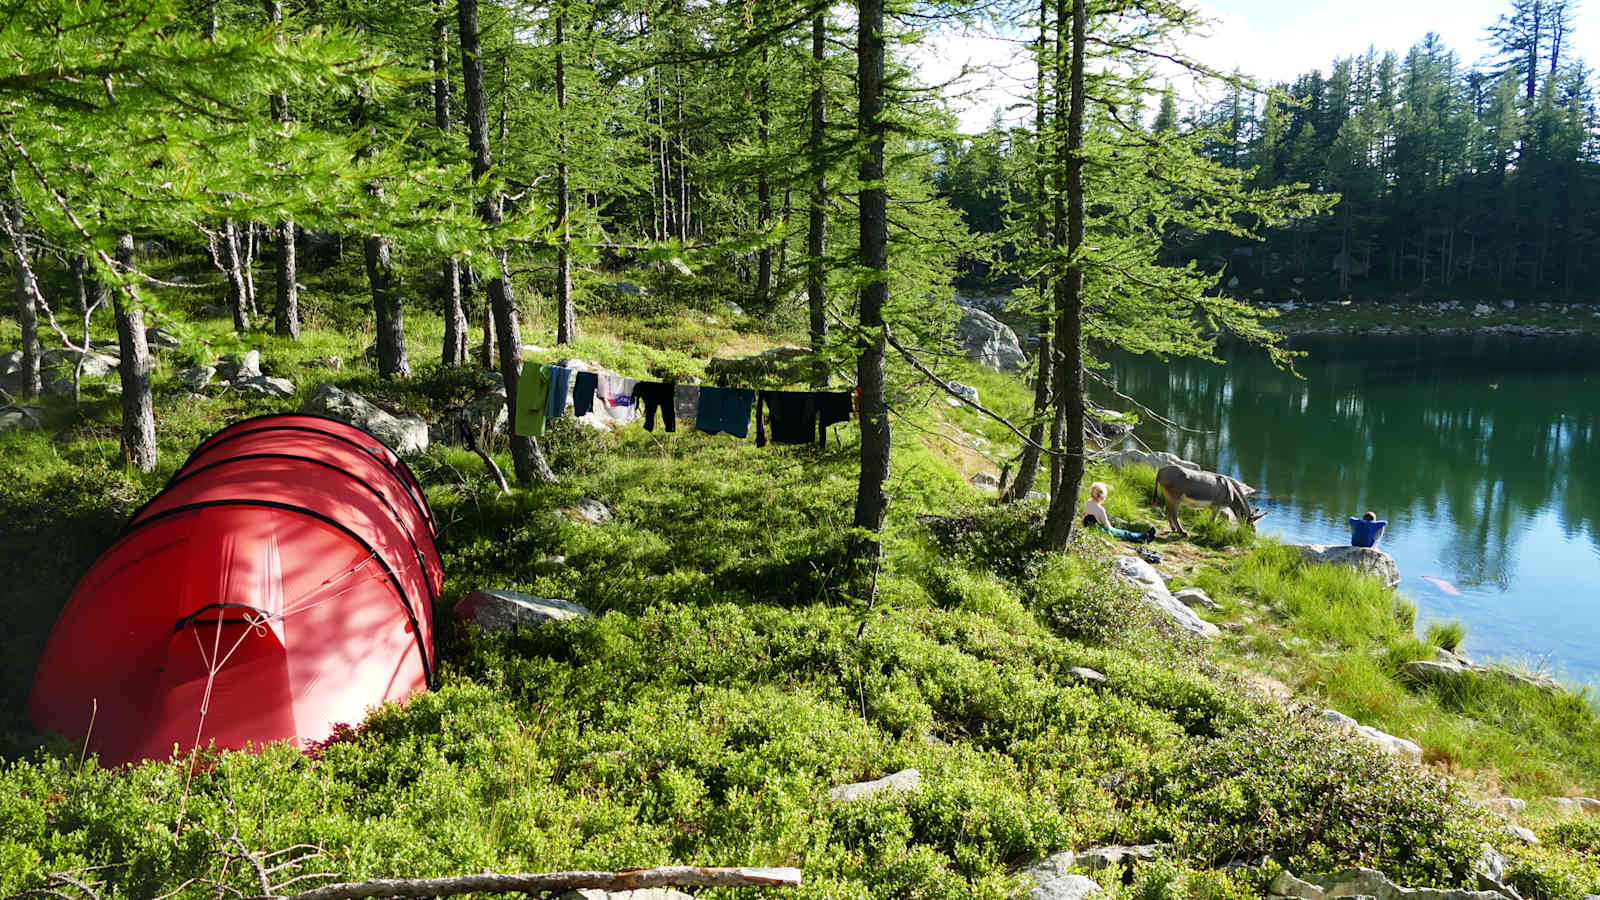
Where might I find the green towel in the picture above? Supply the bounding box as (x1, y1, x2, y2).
(513, 363, 551, 437)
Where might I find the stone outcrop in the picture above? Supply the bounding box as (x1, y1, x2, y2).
(568, 498, 613, 525)
(454, 589, 594, 632)
(1401, 651, 1563, 696)
(1084, 405, 1133, 444)
(233, 375, 296, 397)
(179, 366, 216, 391)
(1320, 709, 1422, 764)
(1290, 544, 1401, 589)
(1013, 852, 1102, 900)
(1099, 448, 1200, 472)
(1173, 587, 1219, 610)
(301, 383, 428, 456)
(215, 350, 262, 381)
(829, 769, 922, 803)
(42, 347, 120, 379)
(1484, 797, 1527, 819)
(706, 345, 813, 383)
(1069, 844, 1163, 871)
(1113, 556, 1219, 639)
(955, 307, 1026, 371)
(0, 407, 43, 432)
(1499, 824, 1538, 845)
(1268, 866, 1510, 900)
(1066, 667, 1106, 684)
(1545, 796, 1600, 816)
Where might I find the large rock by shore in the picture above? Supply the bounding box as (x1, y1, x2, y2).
(1320, 709, 1422, 764)
(1402, 650, 1563, 696)
(1290, 544, 1400, 589)
(956, 307, 1026, 371)
(1113, 555, 1219, 639)
(1099, 448, 1200, 472)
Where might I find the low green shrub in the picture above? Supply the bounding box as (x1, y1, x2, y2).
(1504, 844, 1600, 900)
(920, 503, 1045, 583)
(1425, 621, 1467, 652)
(1026, 553, 1150, 646)
(1150, 718, 1487, 884)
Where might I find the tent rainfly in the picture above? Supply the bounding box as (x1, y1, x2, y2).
(29, 414, 441, 766)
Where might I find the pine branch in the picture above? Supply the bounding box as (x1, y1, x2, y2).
(883, 323, 1061, 456)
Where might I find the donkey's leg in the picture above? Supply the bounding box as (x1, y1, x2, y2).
(1162, 487, 1186, 536)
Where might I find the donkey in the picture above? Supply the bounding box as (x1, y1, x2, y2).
(1155, 465, 1266, 536)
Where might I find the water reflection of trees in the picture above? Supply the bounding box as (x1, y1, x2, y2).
(1098, 337, 1600, 588)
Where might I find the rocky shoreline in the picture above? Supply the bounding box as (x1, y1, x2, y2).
(1257, 298, 1600, 339)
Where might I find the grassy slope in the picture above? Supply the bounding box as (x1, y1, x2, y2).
(3, 270, 1600, 897)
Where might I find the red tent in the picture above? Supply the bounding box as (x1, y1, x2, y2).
(28, 414, 441, 767)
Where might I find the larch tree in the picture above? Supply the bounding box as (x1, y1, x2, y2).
(459, 0, 558, 484)
(0, 0, 465, 470)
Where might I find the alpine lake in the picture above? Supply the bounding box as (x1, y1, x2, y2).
(1095, 333, 1600, 686)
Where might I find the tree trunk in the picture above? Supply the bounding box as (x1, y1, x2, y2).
(470, 267, 496, 369)
(460, 0, 556, 484)
(222, 219, 250, 330)
(270, 219, 299, 338)
(1003, 3, 1054, 504)
(365, 223, 410, 379)
(554, 4, 577, 345)
(442, 257, 467, 365)
(676, 71, 690, 241)
(755, 48, 774, 312)
(852, 0, 890, 544)
(434, 0, 467, 365)
(806, 10, 829, 388)
(1043, 0, 1087, 550)
(112, 235, 156, 473)
(242, 222, 258, 317)
(5, 206, 42, 399)
(263, 0, 300, 338)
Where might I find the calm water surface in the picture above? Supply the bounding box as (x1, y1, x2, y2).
(1100, 336, 1600, 685)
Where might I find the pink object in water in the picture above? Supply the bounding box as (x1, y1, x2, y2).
(1420, 575, 1462, 596)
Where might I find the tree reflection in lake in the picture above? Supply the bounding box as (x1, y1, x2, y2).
(1097, 335, 1600, 682)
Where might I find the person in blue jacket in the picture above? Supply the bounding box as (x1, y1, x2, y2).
(1350, 510, 1387, 548)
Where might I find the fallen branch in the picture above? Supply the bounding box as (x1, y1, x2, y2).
(457, 416, 510, 496)
(260, 866, 802, 900)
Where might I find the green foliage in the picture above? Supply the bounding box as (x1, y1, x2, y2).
(1194, 543, 1408, 648)
(1503, 844, 1600, 900)
(1150, 719, 1487, 883)
(1425, 621, 1467, 653)
(919, 503, 1047, 584)
(1027, 554, 1150, 647)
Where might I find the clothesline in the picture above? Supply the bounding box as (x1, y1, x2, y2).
(512, 362, 856, 448)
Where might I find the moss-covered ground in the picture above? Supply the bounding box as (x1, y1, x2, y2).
(6, 261, 1600, 897)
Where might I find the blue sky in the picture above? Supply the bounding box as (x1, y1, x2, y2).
(1189, 0, 1600, 87)
(924, 0, 1600, 132)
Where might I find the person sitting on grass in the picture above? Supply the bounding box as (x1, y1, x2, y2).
(1350, 510, 1387, 548)
(1082, 481, 1155, 543)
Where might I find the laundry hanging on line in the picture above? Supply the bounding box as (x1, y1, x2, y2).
(511, 362, 853, 445)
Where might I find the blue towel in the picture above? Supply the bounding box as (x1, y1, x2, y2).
(545, 366, 571, 420)
(695, 387, 755, 438)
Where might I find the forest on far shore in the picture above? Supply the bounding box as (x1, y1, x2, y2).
(939, 0, 1600, 302)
